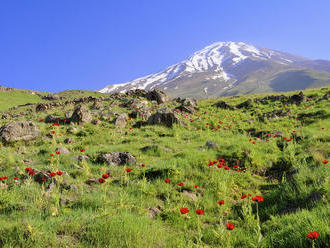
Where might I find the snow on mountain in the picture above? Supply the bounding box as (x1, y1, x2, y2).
(99, 41, 310, 94)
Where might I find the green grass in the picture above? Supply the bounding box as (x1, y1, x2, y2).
(0, 86, 329, 247)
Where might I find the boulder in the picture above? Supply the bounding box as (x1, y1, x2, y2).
(55, 147, 70, 154)
(205, 141, 218, 149)
(115, 113, 128, 128)
(0, 121, 40, 142)
(71, 105, 92, 124)
(213, 101, 234, 110)
(145, 90, 169, 104)
(147, 109, 181, 128)
(236, 99, 253, 109)
(99, 152, 136, 166)
(45, 115, 60, 123)
(289, 91, 306, 105)
(36, 103, 48, 112)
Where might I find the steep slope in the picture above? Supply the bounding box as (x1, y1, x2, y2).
(99, 41, 330, 98)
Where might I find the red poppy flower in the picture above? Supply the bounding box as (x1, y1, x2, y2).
(252, 196, 264, 203)
(224, 166, 230, 170)
(164, 178, 170, 183)
(56, 151, 60, 155)
(322, 160, 328, 164)
(41, 178, 47, 181)
(241, 194, 247, 199)
(226, 223, 235, 230)
(13, 176, 19, 180)
(177, 182, 184, 187)
(68, 140, 72, 144)
(102, 173, 110, 179)
(248, 194, 252, 197)
(50, 153, 54, 157)
(180, 208, 189, 214)
(25, 168, 32, 172)
(194, 185, 198, 188)
(252, 141, 256, 144)
(29, 170, 35, 176)
(56, 171, 63, 176)
(195, 209, 204, 215)
(38, 119, 44, 122)
(218, 200, 225, 205)
(98, 178, 106, 183)
(80, 149, 85, 152)
(51, 131, 56, 134)
(141, 163, 146, 167)
(307, 231, 319, 240)
(233, 165, 239, 168)
(217, 164, 223, 168)
(125, 168, 132, 172)
(49, 172, 57, 177)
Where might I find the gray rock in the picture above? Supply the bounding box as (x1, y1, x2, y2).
(205, 141, 218, 149)
(115, 113, 128, 128)
(0, 121, 40, 142)
(71, 105, 92, 124)
(147, 109, 181, 128)
(55, 147, 70, 154)
(45, 115, 60, 123)
(99, 152, 136, 166)
(213, 101, 234, 110)
(145, 90, 169, 104)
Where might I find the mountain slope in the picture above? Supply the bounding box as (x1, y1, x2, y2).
(99, 41, 330, 98)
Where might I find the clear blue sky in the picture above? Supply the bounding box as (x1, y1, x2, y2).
(1, 0, 330, 93)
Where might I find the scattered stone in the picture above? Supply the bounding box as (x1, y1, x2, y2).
(273, 131, 284, 137)
(147, 109, 181, 128)
(99, 152, 136, 166)
(205, 141, 218, 149)
(148, 205, 163, 219)
(115, 113, 128, 128)
(45, 115, 60, 123)
(213, 101, 234, 110)
(56, 147, 70, 154)
(74, 155, 90, 162)
(236, 99, 253, 109)
(182, 190, 197, 201)
(289, 91, 306, 104)
(0, 121, 40, 142)
(71, 105, 92, 124)
(145, 89, 169, 104)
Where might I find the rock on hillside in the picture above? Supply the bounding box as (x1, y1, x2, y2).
(0, 121, 40, 142)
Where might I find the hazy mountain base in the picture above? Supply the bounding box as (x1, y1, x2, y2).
(0, 87, 329, 247)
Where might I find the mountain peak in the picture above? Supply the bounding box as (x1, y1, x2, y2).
(99, 41, 329, 97)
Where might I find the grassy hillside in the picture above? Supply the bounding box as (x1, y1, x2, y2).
(0, 87, 47, 111)
(0, 87, 329, 247)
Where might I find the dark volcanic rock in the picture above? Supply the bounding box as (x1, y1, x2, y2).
(0, 121, 40, 142)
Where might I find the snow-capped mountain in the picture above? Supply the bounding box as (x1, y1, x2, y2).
(99, 41, 330, 98)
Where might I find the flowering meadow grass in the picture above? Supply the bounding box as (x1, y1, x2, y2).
(0, 87, 329, 247)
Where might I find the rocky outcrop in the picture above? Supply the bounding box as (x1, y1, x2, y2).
(0, 121, 40, 142)
(176, 98, 199, 113)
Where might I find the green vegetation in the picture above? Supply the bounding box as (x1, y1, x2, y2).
(0, 86, 329, 247)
